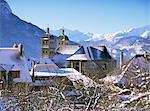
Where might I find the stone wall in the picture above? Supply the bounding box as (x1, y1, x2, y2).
(81, 59, 116, 82)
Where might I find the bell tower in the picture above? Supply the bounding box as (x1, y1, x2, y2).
(41, 27, 50, 58)
(41, 27, 56, 58)
(58, 28, 69, 48)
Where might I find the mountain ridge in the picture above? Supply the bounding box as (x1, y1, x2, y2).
(0, 0, 150, 63)
(0, 0, 44, 58)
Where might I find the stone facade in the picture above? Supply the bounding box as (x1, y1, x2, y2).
(41, 28, 55, 58)
(67, 46, 117, 81)
(68, 59, 116, 81)
(83, 59, 116, 80)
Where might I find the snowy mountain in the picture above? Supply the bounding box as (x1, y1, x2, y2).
(80, 25, 150, 63)
(52, 26, 150, 64)
(0, 0, 81, 59)
(51, 28, 92, 42)
(0, 0, 44, 58)
(0, 0, 149, 63)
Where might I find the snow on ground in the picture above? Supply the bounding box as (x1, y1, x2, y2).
(0, 97, 16, 111)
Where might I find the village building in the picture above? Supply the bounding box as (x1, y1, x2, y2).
(52, 45, 116, 80)
(41, 28, 116, 81)
(30, 61, 96, 91)
(67, 46, 116, 80)
(58, 29, 69, 47)
(41, 28, 70, 58)
(53, 45, 82, 67)
(41, 28, 57, 58)
(0, 44, 32, 92)
(114, 52, 150, 87)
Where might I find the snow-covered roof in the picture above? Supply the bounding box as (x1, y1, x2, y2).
(30, 58, 59, 75)
(65, 45, 112, 61)
(0, 64, 14, 71)
(53, 54, 70, 67)
(39, 58, 58, 66)
(114, 54, 150, 85)
(54, 45, 114, 67)
(89, 46, 112, 60)
(0, 48, 32, 83)
(66, 54, 91, 61)
(83, 46, 91, 60)
(0, 66, 6, 71)
(31, 68, 96, 87)
(34, 64, 59, 71)
(57, 45, 81, 54)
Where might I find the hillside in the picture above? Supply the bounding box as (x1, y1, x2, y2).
(0, 0, 149, 62)
(0, 0, 44, 58)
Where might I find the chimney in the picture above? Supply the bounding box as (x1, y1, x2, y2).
(18, 44, 24, 56)
(13, 43, 18, 48)
(47, 27, 50, 34)
(32, 61, 35, 82)
(120, 50, 124, 69)
(62, 28, 65, 36)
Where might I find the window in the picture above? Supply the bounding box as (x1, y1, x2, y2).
(102, 64, 107, 70)
(43, 50, 48, 54)
(43, 41, 48, 45)
(11, 71, 20, 78)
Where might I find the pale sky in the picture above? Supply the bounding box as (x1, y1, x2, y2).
(6, 0, 150, 34)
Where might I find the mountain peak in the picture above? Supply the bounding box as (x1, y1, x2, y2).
(0, 0, 12, 14)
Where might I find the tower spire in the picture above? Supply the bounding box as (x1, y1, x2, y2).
(47, 27, 50, 34)
(62, 28, 65, 36)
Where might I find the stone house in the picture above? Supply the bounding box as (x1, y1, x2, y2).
(52, 45, 116, 80)
(66, 46, 116, 80)
(40, 27, 116, 80)
(0, 44, 32, 92)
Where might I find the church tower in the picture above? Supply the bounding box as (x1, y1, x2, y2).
(58, 28, 69, 48)
(41, 27, 55, 58)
